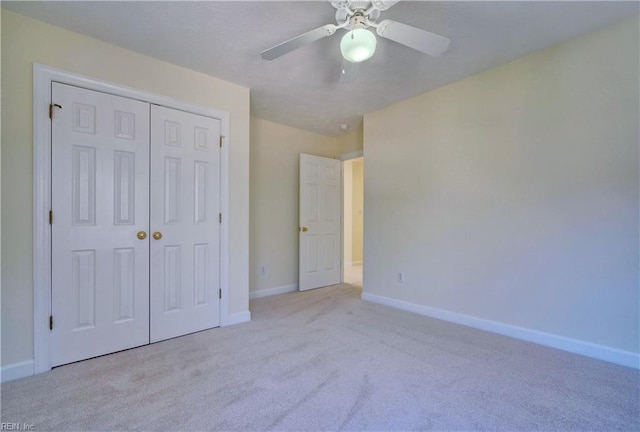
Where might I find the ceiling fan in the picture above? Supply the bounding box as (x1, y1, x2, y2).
(261, 0, 451, 63)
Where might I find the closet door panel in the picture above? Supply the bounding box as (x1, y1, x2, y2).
(150, 105, 221, 342)
(51, 82, 150, 366)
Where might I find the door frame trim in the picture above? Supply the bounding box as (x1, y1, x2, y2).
(33, 64, 231, 374)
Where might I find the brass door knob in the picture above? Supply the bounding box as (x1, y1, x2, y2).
(152, 231, 163, 240)
(299, 226, 308, 232)
(136, 231, 147, 240)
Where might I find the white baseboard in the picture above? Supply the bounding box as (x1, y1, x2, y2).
(221, 311, 251, 327)
(361, 292, 640, 369)
(1, 360, 34, 383)
(250, 284, 298, 300)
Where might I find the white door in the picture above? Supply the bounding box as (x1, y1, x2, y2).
(150, 105, 221, 342)
(51, 83, 150, 366)
(299, 154, 342, 291)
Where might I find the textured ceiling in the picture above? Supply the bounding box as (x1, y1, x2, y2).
(4, 1, 638, 136)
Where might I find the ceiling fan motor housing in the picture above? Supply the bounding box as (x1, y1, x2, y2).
(348, 1, 373, 11)
(334, 1, 381, 28)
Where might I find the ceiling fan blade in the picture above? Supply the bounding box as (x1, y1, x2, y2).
(261, 24, 337, 60)
(376, 19, 450, 57)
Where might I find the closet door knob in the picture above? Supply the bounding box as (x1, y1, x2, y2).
(152, 231, 163, 240)
(136, 231, 147, 240)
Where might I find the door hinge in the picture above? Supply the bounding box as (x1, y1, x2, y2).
(49, 210, 53, 225)
(219, 213, 222, 224)
(49, 103, 62, 119)
(49, 315, 53, 330)
(219, 289, 222, 299)
(219, 135, 225, 148)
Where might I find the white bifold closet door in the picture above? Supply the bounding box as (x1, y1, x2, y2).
(51, 83, 221, 366)
(51, 83, 151, 367)
(149, 105, 221, 343)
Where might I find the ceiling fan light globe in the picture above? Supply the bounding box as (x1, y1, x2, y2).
(340, 28, 377, 63)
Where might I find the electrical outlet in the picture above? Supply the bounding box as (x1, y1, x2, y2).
(260, 265, 266, 276)
(397, 272, 404, 283)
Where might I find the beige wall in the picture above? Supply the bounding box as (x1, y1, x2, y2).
(1, 10, 251, 366)
(249, 118, 362, 293)
(351, 160, 364, 263)
(343, 158, 364, 266)
(343, 161, 354, 265)
(364, 18, 639, 353)
(336, 126, 364, 155)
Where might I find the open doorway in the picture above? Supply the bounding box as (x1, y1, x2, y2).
(343, 157, 363, 287)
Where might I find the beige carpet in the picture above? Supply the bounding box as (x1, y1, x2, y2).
(2, 283, 638, 431)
